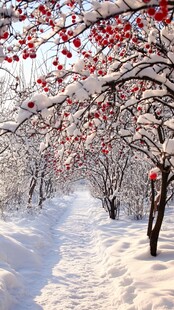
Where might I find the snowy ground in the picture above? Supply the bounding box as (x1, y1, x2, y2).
(0, 188, 174, 310)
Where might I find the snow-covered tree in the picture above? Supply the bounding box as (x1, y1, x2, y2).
(0, 0, 174, 256)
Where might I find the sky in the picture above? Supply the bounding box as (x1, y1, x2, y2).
(0, 187, 173, 310)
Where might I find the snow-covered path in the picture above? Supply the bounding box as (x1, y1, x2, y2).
(19, 190, 114, 310)
(35, 190, 113, 310)
(1, 189, 174, 310)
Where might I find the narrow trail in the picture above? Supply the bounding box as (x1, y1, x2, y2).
(8, 190, 174, 310)
(19, 190, 115, 310)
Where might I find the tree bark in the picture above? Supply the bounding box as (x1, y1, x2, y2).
(28, 163, 38, 208)
(109, 197, 116, 220)
(150, 168, 170, 256)
(28, 177, 37, 207)
(38, 174, 44, 208)
(38, 166, 47, 208)
(147, 180, 155, 238)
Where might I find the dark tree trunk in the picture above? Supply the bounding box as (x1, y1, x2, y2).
(28, 164, 39, 208)
(38, 175, 44, 208)
(150, 169, 170, 256)
(45, 178, 52, 198)
(109, 197, 116, 220)
(147, 180, 155, 238)
(28, 177, 37, 207)
(103, 197, 110, 213)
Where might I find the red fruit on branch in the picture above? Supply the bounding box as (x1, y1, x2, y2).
(124, 23, 131, 31)
(62, 49, 67, 55)
(28, 42, 35, 48)
(94, 112, 100, 118)
(27, 101, 35, 109)
(2, 32, 9, 39)
(62, 34, 68, 42)
(52, 59, 58, 66)
(147, 8, 156, 16)
(44, 87, 49, 92)
(73, 38, 81, 48)
(5, 57, 13, 63)
(149, 172, 157, 180)
(67, 51, 72, 58)
(13, 55, 19, 61)
(57, 64, 63, 70)
(154, 11, 166, 21)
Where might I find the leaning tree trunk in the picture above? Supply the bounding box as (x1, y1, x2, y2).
(150, 168, 170, 256)
(28, 176, 37, 207)
(147, 179, 155, 238)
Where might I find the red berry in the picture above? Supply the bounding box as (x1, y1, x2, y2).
(38, 4, 45, 12)
(62, 49, 67, 55)
(136, 17, 141, 24)
(18, 39, 26, 45)
(67, 98, 72, 104)
(165, 18, 171, 24)
(73, 38, 81, 48)
(138, 23, 144, 28)
(147, 8, 156, 16)
(3, 32, 9, 39)
(52, 59, 58, 66)
(159, 0, 168, 5)
(27, 101, 35, 108)
(98, 70, 103, 75)
(62, 34, 68, 42)
(19, 15, 26, 21)
(30, 53, 36, 58)
(22, 53, 29, 59)
(13, 55, 19, 61)
(28, 42, 34, 48)
(67, 51, 72, 58)
(94, 112, 100, 118)
(154, 11, 166, 21)
(7, 57, 13, 63)
(149, 172, 157, 180)
(124, 23, 131, 31)
(57, 64, 63, 70)
(67, 30, 74, 36)
(44, 87, 49, 92)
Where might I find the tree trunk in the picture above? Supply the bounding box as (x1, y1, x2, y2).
(38, 167, 46, 208)
(28, 164, 39, 208)
(38, 175, 44, 208)
(147, 180, 155, 238)
(116, 199, 120, 220)
(28, 177, 37, 207)
(45, 178, 52, 198)
(150, 169, 170, 256)
(109, 197, 116, 220)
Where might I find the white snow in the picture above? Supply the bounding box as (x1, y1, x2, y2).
(137, 113, 161, 125)
(163, 139, 174, 155)
(85, 132, 96, 148)
(66, 123, 77, 136)
(142, 89, 167, 99)
(0, 46, 5, 63)
(0, 189, 174, 310)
